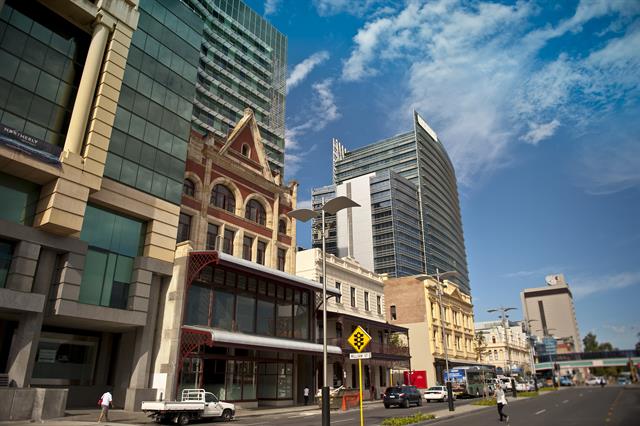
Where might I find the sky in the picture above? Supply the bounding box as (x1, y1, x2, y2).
(245, 0, 640, 349)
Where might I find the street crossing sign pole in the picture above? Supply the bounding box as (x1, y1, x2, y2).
(348, 325, 372, 426)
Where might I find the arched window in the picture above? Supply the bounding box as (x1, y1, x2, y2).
(183, 179, 195, 197)
(278, 218, 287, 234)
(245, 199, 266, 225)
(241, 144, 250, 157)
(211, 184, 235, 213)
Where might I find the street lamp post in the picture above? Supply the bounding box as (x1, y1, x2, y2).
(523, 319, 538, 391)
(418, 268, 459, 412)
(488, 306, 517, 397)
(288, 196, 359, 426)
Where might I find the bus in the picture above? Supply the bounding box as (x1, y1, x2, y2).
(444, 366, 496, 397)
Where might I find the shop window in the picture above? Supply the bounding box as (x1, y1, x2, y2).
(212, 290, 234, 330)
(276, 299, 292, 338)
(236, 294, 255, 333)
(211, 184, 235, 212)
(245, 199, 266, 225)
(183, 178, 195, 196)
(78, 205, 145, 309)
(256, 299, 275, 336)
(31, 333, 98, 386)
(0, 240, 12, 288)
(185, 284, 211, 326)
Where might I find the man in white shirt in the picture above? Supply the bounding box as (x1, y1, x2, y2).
(495, 385, 509, 423)
(98, 391, 113, 422)
(303, 386, 310, 405)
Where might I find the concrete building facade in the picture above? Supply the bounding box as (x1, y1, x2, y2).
(383, 276, 476, 387)
(520, 274, 582, 353)
(0, 0, 202, 416)
(296, 249, 410, 398)
(475, 320, 531, 375)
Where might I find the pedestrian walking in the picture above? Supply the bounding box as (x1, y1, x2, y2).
(495, 385, 509, 423)
(97, 390, 113, 422)
(303, 386, 310, 405)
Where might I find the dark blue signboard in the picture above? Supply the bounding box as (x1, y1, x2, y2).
(0, 125, 62, 165)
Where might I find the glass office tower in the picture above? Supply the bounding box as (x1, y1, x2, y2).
(333, 112, 470, 294)
(105, 0, 202, 205)
(185, 0, 287, 175)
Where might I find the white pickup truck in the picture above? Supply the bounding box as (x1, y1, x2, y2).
(142, 389, 235, 424)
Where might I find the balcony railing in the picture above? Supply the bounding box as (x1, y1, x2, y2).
(320, 337, 410, 357)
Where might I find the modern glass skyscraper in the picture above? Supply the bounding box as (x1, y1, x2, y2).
(333, 112, 470, 294)
(185, 0, 286, 175)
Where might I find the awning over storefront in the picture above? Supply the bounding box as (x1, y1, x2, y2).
(192, 251, 340, 297)
(183, 325, 343, 355)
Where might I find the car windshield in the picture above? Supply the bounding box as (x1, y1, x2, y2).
(427, 387, 443, 391)
(385, 387, 402, 393)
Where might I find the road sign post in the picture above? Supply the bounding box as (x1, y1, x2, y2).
(348, 326, 372, 426)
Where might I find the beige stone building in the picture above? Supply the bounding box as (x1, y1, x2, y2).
(0, 0, 202, 418)
(520, 274, 582, 352)
(296, 249, 410, 397)
(383, 275, 476, 387)
(475, 320, 531, 375)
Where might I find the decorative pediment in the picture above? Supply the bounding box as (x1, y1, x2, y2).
(219, 108, 274, 182)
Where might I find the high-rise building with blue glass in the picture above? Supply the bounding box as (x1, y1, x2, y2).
(329, 112, 470, 294)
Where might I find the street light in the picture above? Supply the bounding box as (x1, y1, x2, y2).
(417, 268, 459, 412)
(488, 306, 517, 397)
(522, 319, 539, 391)
(288, 196, 359, 426)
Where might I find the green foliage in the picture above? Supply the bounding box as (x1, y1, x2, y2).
(538, 387, 557, 392)
(381, 413, 436, 425)
(583, 332, 599, 352)
(472, 398, 497, 406)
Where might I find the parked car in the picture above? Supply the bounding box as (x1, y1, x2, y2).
(559, 376, 575, 386)
(585, 377, 602, 386)
(617, 376, 631, 385)
(383, 385, 423, 408)
(423, 386, 457, 402)
(515, 381, 533, 392)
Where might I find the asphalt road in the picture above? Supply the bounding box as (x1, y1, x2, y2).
(206, 385, 639, 426)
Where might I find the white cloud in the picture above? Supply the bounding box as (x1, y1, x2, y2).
(264, 0, 281, 16)
(285, 79, 341, 177)
(313, 0, 397, 17)
(522, 120, 561, 145)
(340, 0, 640, 187)
(504, 266, 562, 279)
(571, 271, 640, 299)
(286, 51, 330, 93)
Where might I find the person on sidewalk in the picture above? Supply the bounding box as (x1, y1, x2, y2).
(495, 385, 509, 423)
(303, 386, 310, 405)
(98, 390, 113, 423)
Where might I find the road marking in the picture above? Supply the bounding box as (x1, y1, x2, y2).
(535, 409, 546, 415)
(333, 419, 354, 423)
(562, 399, 569, 404)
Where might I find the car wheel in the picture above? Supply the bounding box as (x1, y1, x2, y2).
(222, 409, 233, 422)
(384, 404, 390, 409)
(417, 398, 423, 406)
(177, 414, 189, 426)
(403, 399, 410, 408)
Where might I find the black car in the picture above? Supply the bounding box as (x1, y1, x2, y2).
(382, 385, 423, 408)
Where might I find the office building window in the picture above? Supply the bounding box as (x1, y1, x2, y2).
(377, 295, 381, 314)
(242, 236, 253, 260)
(212, 184, 235, 213)
(256, 241, 266, 265)
(223, 229, 234, 254)
(277, 247, 286, 271)
(0, 173, 40, 225)
(245, 199, 266, 225)
(390, 305, 397, 320)
(206, 223, 219, 250)
(79, 205, 145, 309)
(335, 282, 341, 303)
(350, 287, 356, 307)
(0, 240, 12, 288)
(364, 291, 369, 311)
(177, 213, 191, 243)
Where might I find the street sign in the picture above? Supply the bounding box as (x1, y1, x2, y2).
(347, 326, 371, 353)
(350, 352, 372, 360)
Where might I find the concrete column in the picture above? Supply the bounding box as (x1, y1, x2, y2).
(6, 250, 57, 387)
(126, 274, 162, 410)
(63, 20, 110, 154)
(6, 241, 41, 293)
(94, 333, 113, 386)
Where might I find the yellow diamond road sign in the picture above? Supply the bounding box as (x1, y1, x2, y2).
(347, 325, 371, 353)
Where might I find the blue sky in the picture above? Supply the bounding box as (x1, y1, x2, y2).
(246, 0, 640, 349)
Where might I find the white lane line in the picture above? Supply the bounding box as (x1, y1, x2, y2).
(563, 399, 569, 404)
(333, 419, 354, 423)
(535, 409, 547, 415)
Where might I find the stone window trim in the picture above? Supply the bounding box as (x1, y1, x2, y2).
(209, 177, 242, 215)
(183, 172, 203, 199)
(277, 215, 289, 235)
(243, 194, 273, 228)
